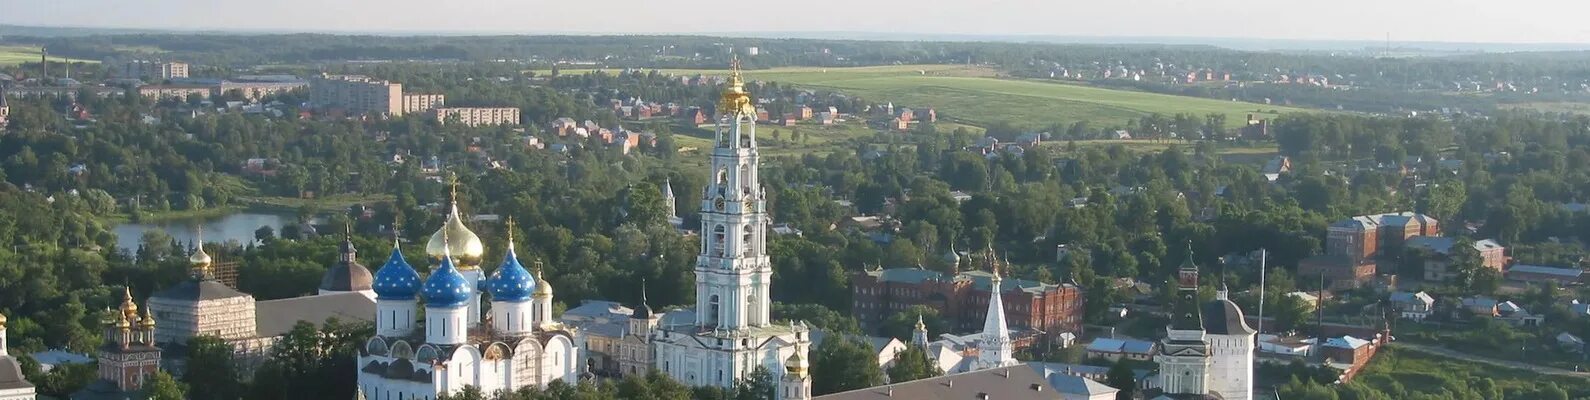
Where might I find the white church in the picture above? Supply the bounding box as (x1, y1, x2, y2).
(648, 57, 814, 400)
(1150, 247, 1256, 400)
(355, 202, 580, 400)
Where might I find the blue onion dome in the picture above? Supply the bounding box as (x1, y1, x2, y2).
(423, 249, 472, 308)
(487, 242, 536, 302)
(373, 243, 422, 300)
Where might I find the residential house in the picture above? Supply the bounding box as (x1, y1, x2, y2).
(1558, 332, 1585, 353)
(1389, 291, 1434, 321)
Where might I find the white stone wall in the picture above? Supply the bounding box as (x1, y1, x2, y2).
(0, 386, 35, 400)
(1206, 333, 1254, 400)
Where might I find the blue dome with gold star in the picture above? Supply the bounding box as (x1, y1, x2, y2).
(373, 246, 421, 300)
(487, 246, 535, 302)
(423, 255, 471, 308)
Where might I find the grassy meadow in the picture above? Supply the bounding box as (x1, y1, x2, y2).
(0, 45, 99, 66)
(543, 64, 1307, 129)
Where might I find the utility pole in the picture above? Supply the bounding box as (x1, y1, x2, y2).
(1257, 248, 1266, 336)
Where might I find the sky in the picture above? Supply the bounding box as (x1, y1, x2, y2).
(4, 0, 1590, 44)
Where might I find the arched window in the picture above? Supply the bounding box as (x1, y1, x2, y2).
(712, 225, 727, 257)
(708, 295, 721, 326)
(717, 168, 728, 186)
(742, 224, 754, 256)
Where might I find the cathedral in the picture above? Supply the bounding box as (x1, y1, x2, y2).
(1151, 247, 1255, 400)
(355, 199, 580, 400)
(648, 57, 813, 400)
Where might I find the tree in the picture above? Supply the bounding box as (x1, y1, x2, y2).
(885, 346, 939, 383)
(626, 184, 669, 228)
(731, 367, 777, 400)
(185, 335, 243, 400)
(1105, 362, 1136, 400)
(143, 371, 188, 400)
(1271, 293, 1312, 334)
(811, 336, 884, 395)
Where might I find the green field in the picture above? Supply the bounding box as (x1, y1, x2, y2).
(0, 45, 99, 66)
(545, 65, 1308, 129)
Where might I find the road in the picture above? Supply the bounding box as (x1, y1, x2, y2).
(1389, 342, 1590, 378)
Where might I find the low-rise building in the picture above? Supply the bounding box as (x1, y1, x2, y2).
(1506, 264, 1583, 284)
(1085, 338, 1156, 361)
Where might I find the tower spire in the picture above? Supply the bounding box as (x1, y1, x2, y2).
(977, 246, 1014, 369)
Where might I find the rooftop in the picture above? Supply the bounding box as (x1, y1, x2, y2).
(254, 292, 375, 337)
(813, 365, 1060, 400)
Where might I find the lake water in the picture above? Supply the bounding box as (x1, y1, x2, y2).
(113, 212, 295, 254)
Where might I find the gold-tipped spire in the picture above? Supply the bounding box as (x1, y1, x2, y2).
(718, 54, 755, 116)
(119, 287, 139, 323)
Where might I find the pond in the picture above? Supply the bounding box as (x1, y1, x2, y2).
(112, 212, 296, 254)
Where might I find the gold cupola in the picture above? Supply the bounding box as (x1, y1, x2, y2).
(785, 349, 809, 378)
(718, 55, 756, 117)
(190, 225, 213, 277)
(0, 311, 7, 330)
(427, 180, 485, 269)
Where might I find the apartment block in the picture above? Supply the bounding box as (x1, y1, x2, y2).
(434, 107, 521, 127)
(126, 61, 190, 81)
(403, 93, 446, 114)
(309, 74, 404, 116)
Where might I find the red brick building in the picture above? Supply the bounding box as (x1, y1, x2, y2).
(850, 267, 1083, 343)
(1326, 212, 1439, 262)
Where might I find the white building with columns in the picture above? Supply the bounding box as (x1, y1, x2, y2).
(650, 57, 813, 400)
(356, 212, 579, 400)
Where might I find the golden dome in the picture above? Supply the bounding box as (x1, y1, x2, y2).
(718, 55, 756, 117)
(532, 261, 553, 298)
(138, 309, 156, 328)
(0, 312, 7, 329)
(785, 351, 808, 377)
(427, 201, 485, 269)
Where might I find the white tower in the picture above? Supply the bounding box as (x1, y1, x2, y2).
(975, 250, 1015, 370)
(372, 237, 421, 337)
(488, 221, 537, 336)
(423, 239, 472, 346)
(664, 178, 682, 227)
(651, 56, 810, 393)
(1205, 283, 1257, 400)
(694, 56, 772, 331)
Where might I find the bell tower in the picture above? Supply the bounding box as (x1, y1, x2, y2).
(695, 56, 772, 331)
